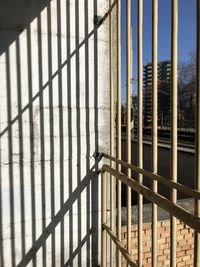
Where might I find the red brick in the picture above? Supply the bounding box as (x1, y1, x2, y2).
(186, 249, 194, 255)
(121, 220, 194, 267)
(158, 227, 167, 234)
(147, 257, 152, 263)
(186, 237, 194, 245)
(143, 241, 151, 247)
(143, 223, 151, 230)
(157, 255, 167, 262)
(157, 250, 163, 256)
(131, 225, 138, 231)
(161, 221, 170, 227)
(182, 255, 191, 262)
(177, 257, 182, 263)
(160, 243, 168, 250)
(143, 246, 151, 253)
(158, 238, 166, 244)
(177, 250, 186, 257)
(160, 232, 170, 238)
(177, 261, 185, 267)
(131, 249, 137, 255)
(184, 224, 190, 229)
(177, 234, 184, 241)
(133, 255, 138, 260)
(145, 229, 151, 235)
(164, 249, 170, 255)
(179, 244, 191, 251)
(144, 252, 151, 259)
(143, 258, 148, 264)
(181, 229, 189, 235)
(178, 239, 187, 246)
(132, 231, 138, 237)
(184, 233, 193, 240)
(177, 224, 184, 230)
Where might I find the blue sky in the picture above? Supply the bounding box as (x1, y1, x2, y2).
(121, 0, 196, 101)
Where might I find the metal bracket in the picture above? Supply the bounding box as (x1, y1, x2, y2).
(93, 151, 103, 160)
(94, 15, 102, 25)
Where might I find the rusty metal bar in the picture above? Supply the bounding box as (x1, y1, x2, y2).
(103, 154, 200, 200)
(102, 165, 200, 233)
(152, 1, 158, 266)
(137, 0, 143, 266)
(126, 0, 132, 256)
(101, 172, 107, 267)
(117, 0, 122, 266)
(170, 1, 178, 266)
(195, 1, 200, 266)
(109, 0, 114, 266)
(103, 223, 137, 267)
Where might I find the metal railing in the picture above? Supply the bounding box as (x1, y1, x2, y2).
(101, 0, 200, 266)
(101, 158, 200, 266)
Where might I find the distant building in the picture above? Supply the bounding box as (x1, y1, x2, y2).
(143, 61, 171, 127)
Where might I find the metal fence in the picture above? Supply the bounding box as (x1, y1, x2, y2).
(100, 0, 200, 266)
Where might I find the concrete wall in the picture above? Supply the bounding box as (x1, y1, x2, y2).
(0, 0, 115, 266)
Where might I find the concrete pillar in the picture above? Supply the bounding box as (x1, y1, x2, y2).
(0, 0, 115, 265)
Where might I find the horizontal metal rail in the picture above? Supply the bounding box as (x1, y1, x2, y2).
(102, 164, 200, 233)
(103, 153, 200, 200)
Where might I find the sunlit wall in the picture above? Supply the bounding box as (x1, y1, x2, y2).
(0, 0, 113, 266)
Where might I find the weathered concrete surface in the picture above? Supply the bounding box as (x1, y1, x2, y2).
(121, 198, 194, 225)
(0, 0, 115, 266)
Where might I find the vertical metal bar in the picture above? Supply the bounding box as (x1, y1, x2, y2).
(137, 1, 143, 266)
(117, 0, 122, 266)
(170, 1, 178, 266)
(195, 1, 200, 266)
(101, 172, 107, 267)
(109, 0, 114, 266)
(152, 1, 158, 266)
(126, 0, 132, 257)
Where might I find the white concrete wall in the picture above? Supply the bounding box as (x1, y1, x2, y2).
(0, 0, 115, 266)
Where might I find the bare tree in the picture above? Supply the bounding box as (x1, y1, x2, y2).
(178, 52, 196, 128)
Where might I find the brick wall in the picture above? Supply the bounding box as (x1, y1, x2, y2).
(121, 220, 194, 267)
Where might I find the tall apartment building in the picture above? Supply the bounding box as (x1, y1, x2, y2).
(143, 61, 171, 127)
